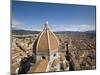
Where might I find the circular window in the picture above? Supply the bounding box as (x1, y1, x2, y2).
(42, 56, 46, 59)
(54, 53, 56, 57)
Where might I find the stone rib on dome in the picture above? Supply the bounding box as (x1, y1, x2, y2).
(33, 21, 59, 53)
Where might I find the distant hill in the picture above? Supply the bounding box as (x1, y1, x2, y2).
(12, 29, 96, 37)
(54, 31, 82, 35)
(12, 29, 40, 35)
(54, 30, 96, 33)
(85, 31, 96, 34)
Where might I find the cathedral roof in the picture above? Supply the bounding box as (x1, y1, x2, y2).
(11, 63, 19, 74)
(52, 59, 60, 65)
(28, 59, 48, 73)
(33, 21, 59, 53)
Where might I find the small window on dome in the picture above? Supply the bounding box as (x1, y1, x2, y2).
(42, 56, 46, 59)
(54, 53, 56, 57)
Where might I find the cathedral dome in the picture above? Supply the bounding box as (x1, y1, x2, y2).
(33, 21, 59, 53)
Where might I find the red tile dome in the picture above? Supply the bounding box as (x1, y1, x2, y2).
(33, 21, 59, 53)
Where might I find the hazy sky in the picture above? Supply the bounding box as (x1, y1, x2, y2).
(12, 1, 96, 31)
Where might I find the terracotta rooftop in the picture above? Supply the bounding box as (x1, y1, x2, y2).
(52, 59, 60, 65)
(33, 21, 59, 53)
(60, 53, 66, 61)
(28, 59, 48, 73)
(11, 63, 19, 74)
